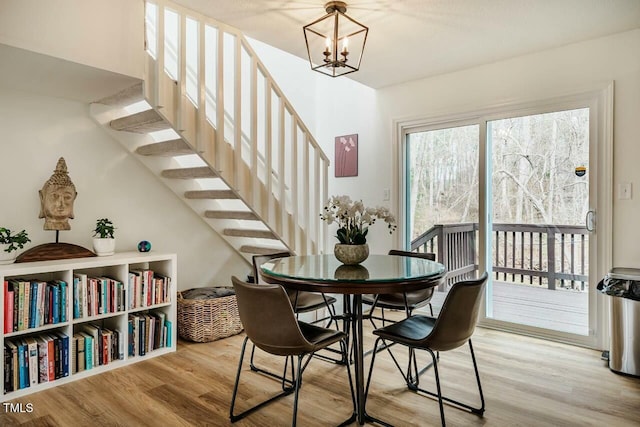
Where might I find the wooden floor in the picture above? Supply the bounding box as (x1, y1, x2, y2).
(2, 319, 639, 427)
(429, 281, 589, 335)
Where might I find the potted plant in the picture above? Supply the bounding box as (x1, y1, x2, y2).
(320, 195, 397, 265)
(0, 227, 31, 264)
(92, 218, 116, 256)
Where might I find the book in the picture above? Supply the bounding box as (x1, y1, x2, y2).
(79, 332, 93, 370)
(17, 338, 28, 389)
(5, 281, 14, 333)
(50, 281, 61, 324)
(82, 324, 101, 367)
(36, 336, 50, 383)
(73, 273, 88, 318)
(73, 276, 80, 319)
(165, 320, 172, 348)
(37, 281, 46, 327)
(74, 333, 86, 372)
(17, 280, 25, 331)
(55, 332, 69, 378)
(6, 340, 19, 392)
(57, 280, 68, 322)
(4, 344, 11, 393)
(25, 336, 39, 386)
(71, 335, 77, 374)
(42, 334, 56, 382)
(23, 281, 31, 330)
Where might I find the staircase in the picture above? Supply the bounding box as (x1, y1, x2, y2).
(90, 0, 329, 262)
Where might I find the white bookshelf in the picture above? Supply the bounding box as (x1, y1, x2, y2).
(1, 252, 177, 399)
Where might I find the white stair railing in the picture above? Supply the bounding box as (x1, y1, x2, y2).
(143, 0, 329, 255)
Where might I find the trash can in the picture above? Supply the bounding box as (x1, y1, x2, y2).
(597, 267, 640, 377)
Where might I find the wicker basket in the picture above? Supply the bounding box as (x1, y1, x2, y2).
(177, 288, 243, 342)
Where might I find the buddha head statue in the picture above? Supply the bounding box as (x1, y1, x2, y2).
(39, 157, 77, 231)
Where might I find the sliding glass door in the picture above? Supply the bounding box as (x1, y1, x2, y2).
(401, 89, 611, 347)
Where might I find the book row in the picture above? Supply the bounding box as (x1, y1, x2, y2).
(3, 332, 70, 393)
(73, 274, 126, 319)
(128, 311, 172, 357)
(3, 279, 68, 334)
(128, 269, 172, 309)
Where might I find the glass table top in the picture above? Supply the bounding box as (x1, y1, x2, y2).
(260, 254, 445, 283)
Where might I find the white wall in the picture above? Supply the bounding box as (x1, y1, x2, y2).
(0, 88, 250, 289)
(0, 0, 144, 79)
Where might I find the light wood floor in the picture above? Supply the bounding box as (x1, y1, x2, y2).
(2, 320, 639, 426)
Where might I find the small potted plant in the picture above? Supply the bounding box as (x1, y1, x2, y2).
(0, 227, 31, 264)
(92, 218, 116, 256)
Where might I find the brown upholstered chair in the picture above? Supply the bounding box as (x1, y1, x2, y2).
(252, 252, 343, 370)
(365, 272, 488, 426)
(229, 276, 354, 426)
(253, 252, 337, 317)
(363, 250, 437, 327)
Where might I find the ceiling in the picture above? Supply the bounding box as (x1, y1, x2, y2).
(173, 0, 640, 89)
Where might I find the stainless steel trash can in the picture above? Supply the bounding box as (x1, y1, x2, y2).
(597, 267, 640, 377)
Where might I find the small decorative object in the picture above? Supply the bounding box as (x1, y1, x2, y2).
(335, 134, 358, 177)
(39, 157, 77, 231)
(320, 195, 397, 265)
(0, 227, 30, 265)
(92, 218, 116, 256)
(137, 240, 152, 252)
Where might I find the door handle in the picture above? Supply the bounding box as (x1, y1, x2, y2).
(585, 210, 596, 232)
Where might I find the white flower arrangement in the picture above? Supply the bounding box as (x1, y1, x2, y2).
(320, 195, 397, 245)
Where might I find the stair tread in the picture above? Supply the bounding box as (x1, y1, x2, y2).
(95, 82, 144, 107)
(185, 190, 238, 199)
(136, 139, 194, 157)
(224, 228, 277, 239)
(110, 109, 169, 133)
(161, 167, 218, 179)
(205, 210, 258, 220)
(240, 245, 288, 255)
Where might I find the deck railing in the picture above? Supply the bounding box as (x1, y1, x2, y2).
(411, 223, 589, 291)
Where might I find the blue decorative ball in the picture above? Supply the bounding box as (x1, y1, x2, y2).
(137, 240, 152, 252)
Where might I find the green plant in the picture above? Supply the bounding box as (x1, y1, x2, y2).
(93, 218, 115, 239)
(320, 195, 397, 245)
(0, 227, 31, 253)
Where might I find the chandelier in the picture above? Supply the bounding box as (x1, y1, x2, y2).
(303, 1, 369, 77)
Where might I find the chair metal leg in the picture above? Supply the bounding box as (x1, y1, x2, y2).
(407, 340, 485, 417)
(292, 355, 303, 427)
(249, 343, 296, 387)
(230, 337, 295, 423)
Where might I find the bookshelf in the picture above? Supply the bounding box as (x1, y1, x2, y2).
(1, 252, 177, 399)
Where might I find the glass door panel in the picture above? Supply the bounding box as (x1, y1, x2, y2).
(487, 108, 590, 335)
(405, 124, 479, 315)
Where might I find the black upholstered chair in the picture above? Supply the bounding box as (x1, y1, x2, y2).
(365, 272, 488, 426)
(229, 276, 354, 426)
(363, 250, 437, 327)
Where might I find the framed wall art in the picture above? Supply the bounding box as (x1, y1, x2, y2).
(335, 134, 358, 177)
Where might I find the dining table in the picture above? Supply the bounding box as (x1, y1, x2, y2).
(260, 253, 446, 426)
